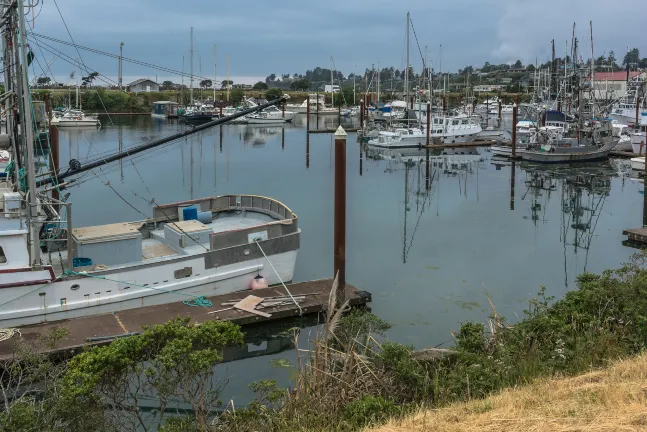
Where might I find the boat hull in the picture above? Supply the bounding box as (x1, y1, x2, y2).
(520, 148, 610, 163)
(0, 247, 299, 328)
(631, 157, 645, 171)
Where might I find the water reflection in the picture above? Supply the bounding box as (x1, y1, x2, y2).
(518, 162, 614, 287)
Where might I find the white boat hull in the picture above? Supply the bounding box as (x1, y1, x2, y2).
(0, 249, 298, 328)
(520, 148, 610, 163)
(51, 118, 100, 127)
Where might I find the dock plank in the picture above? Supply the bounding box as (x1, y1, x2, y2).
(0, 279, 370, 360)
(623, 227, 647, 245)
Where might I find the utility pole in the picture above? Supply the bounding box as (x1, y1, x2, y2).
(119, 42, 124, 91)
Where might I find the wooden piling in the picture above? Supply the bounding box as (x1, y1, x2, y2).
(512, 103, 518, 158)
(359, 146, 363, 176)
(306, 134, 310, 168)
(282, 101, 285, 119)
(643, 180, 647, 227)
(557, 101, 562, 112)
(486, 98, 489, 128)
(637, 97, 642, 125)
(510, 160, 516, 211)
(334, 126, 347, 302)
(219, 125, 223, 153)
(426, 102, 430, 146)
(410, 96, 414, 110)
(442, 96, 446, 114)
(281, 127, 285, 151)
(306, 97, 310, 131)
(498, 100, 502, 126)
(360, 100, 364, 129)
(425, 146, 430, 191)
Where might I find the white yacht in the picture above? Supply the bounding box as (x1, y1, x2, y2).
(630, 112, 647, 154)
(244, 98, 295, 122)
(50, 109, 100, 127)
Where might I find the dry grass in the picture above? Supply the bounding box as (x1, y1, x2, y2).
(370, 354, 647, 432)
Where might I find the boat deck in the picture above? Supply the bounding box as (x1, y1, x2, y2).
(0, 279, 371, 360)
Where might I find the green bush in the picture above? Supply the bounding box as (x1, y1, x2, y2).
(342, 395, 401, 428)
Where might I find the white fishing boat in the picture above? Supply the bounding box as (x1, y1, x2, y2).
(245, 112, 289, 124)
(50, 109, 100, 127)
(0, 194, 300, 328)
(630, 112, 647, 154)
(244, 98, 296, 122)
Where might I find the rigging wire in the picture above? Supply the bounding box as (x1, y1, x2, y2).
(30, 32, 217, 83)
(51, 0, 114, 125)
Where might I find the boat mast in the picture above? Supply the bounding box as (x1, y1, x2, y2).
(213, 44, 217, 102)
(377, 60, 380, 103)
(181, 55, 184, 104)
(405, 12, 409, 105)
(190, 27, 194, 105)
(75, 58, 79, 108)
(330, 56, 334, 109)
(589, 21, 595, 116)
(17, 0, 40, 265)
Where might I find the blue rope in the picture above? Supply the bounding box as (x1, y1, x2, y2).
(65, 270, 213, 308)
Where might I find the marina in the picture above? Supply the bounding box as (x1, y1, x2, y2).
(1, 1, 647, 429)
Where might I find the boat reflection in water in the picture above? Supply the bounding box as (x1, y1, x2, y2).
(517, 161, 614, 288)
(365, 144, 486, 262)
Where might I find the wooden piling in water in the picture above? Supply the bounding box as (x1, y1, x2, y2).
(426, 102, 430, 146)
(510, 161, 516, 211)
(360, 100, 364, 129)
(306, 97, 310, 131)
(637, 97, 642, 125)
(281, 127, 285, 151)
(306, 134, 310, 168)
(359, 146, 363, 176)
(410, 96, 414, 110)
(512, 103, 518, 158)
(498, 100, 502, 126)
(334, 126, 347, 304)
(282, 101, 285, 119)
(219, 126, 223, 152)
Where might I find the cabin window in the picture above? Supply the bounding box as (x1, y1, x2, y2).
(452, 120, 459, 125)
(461, 120, 468, 124)
(0, 246, 5, 264)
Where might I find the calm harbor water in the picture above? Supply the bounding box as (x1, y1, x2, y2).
(58, 114, 644, 403)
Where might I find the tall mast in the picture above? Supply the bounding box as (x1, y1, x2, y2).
(75, 58, 79, 108)
(330, 56, 334, 108)
(377, 60, 380, 103)
(405, 12, 409, 104)
(190, 27, 194, 104)
(18, 0, 40, 265)
(213, 44, 217, 102)
(181, 55, 184, 104)
(589, 21, 595, 115)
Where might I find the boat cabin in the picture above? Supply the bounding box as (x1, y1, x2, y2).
(152, 101, 179, 118)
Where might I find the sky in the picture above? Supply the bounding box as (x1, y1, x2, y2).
(25, 0, 647, 86)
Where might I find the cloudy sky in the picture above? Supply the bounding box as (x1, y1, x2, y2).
(26, 0, 647, 85)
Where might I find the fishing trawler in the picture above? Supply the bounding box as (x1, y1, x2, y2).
(0, 5, 299, 328)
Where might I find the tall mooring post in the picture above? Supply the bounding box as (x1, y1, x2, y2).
(510, 161, 516, 211)
(637, 97, 642, 125)
(426, 102, 431, 146)
(360, 100, 364, 129)
(334, 126, 347, 306)
(511, 103, 518, 158)
(306, 97, 310, 131)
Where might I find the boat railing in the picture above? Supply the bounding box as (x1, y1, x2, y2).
(153, 194, 298, 226)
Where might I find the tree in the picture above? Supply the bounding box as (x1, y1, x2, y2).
(60, 318, 243, 431)
(230, 88, 244, 105)
(162, 80, 174, 90)
(265, 87, 283, 101)
(526, 64, 536, 72)
(221, 79, 233, 89)
(623, 48, 640, 67)
(200, 79, 212, 90)
(265, 73, 277, 84)
(608, 51, 618, 70)
(81, 71, 99, 87)
(513, 60, 523, 69)
(290, 78, 310, 91)
(37, 76, 51, 87)
(253, 81, 268, 90)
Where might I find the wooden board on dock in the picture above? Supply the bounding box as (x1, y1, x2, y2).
(0, 279, 371, 360)
(610, 150, 637, 158)
(623, 227, 647, 245)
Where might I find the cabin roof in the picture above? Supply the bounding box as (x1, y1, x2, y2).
(153, 101, 179, 105)
(127, 78, 158, 87)
(593, 71, 643, 82)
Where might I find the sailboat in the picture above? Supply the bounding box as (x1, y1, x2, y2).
(0, 5, 300, 328)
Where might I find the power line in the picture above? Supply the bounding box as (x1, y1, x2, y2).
(29, 32, 217, 83)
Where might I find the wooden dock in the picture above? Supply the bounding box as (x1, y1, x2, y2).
(0, 279, 371, 360)
(623, 227, 647, 245)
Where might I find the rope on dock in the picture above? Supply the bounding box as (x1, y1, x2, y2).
(254, 239, 302, 316)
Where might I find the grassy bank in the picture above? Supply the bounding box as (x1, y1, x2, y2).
(370, 353, 647, 432)
(5, 253, 645, 431)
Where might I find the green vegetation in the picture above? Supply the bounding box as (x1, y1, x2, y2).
(5, 254, 647, 431)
